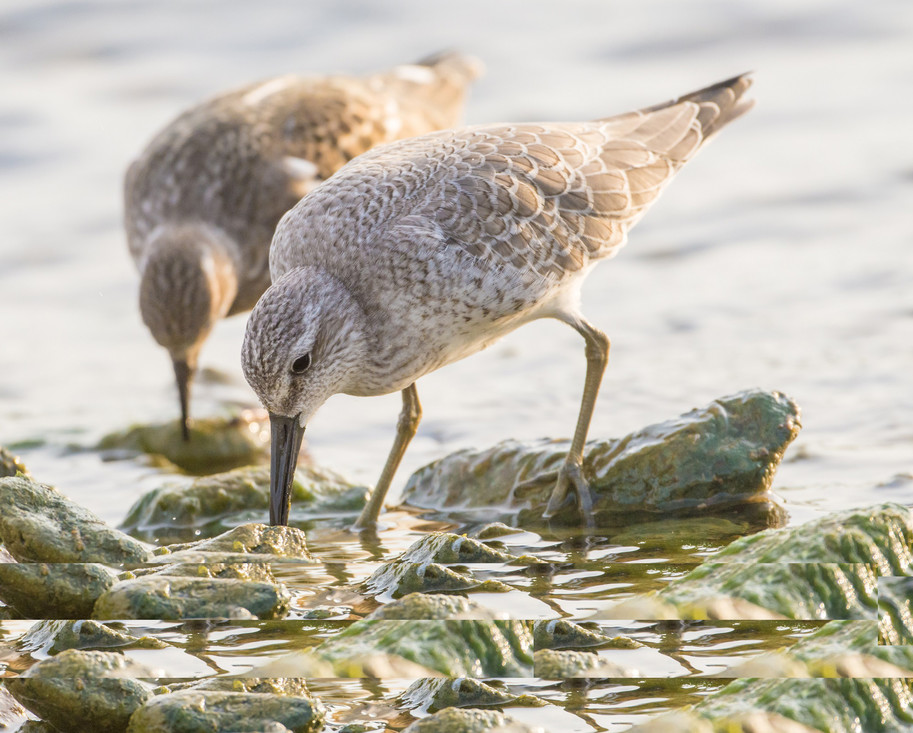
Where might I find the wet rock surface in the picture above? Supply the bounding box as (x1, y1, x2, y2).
(92, 573, 291, 620)
(17, 620, 167, 656)
(97, 412, 270, 475)
(603, 503, 913, 621)
(125, 689, 324, 733)
(5, 650, 154, 733)
(401, 390, 798, 527)
(122, 464, 366, 543)
(366, 592, 510, 620)
(0, 476, 152, 563)
(0, 562, 117, 618)
(397, 677, 546, 712)
(402, 706, 545, 733)
(533, 648, 639, 678)
(878, 575, 913, 644)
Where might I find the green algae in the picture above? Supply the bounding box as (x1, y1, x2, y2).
(5, 650, 154, 733)
(122, 465, 366, 542)
(878, 576, 913, 645)
(92, 574, 290, 620)
(0, 562, 117, 618)
(714, 503, 913, 572)
(97, 412, 270, 475)
(402, 390, 798, 527)
(17, 620, 167, 655)
(606, 504, 913, 621)
(125, 689, 324, 733)
(397, 677, 546, 713)
(299, 614, 534, 677)
(0, 476, 152, 564)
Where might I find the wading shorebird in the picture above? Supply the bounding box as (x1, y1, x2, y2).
(241, 74, 754, 528)
(125, 52, 482, 439)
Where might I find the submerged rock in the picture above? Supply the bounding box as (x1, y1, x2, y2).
(361, 560, 512, 599)
(532, 618, 641, 651)
(533, 648, 639, 678)
(402, 707, 545, 733)
(0, 562, 117, 618)
(0, 476, 152, 563)
(126, 689, 324, 733)
(97, 411, 270, 475)
(5, 650, 154, 733)
(0, 446, 27, 478)
(395, 532, 525, 564)
(93, 574, 290, 620)
(397, 677, 545, 713)
(253, 603, 534, 678)
(402, 390, 798, 527)
(720, 620, 913, 678)
(367, 592, 509, 620)
(603, 504, 913, 620)
(122, 465, 366, 542)
(17, 620, 167, 656)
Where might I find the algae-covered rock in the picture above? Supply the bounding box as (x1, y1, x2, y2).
(402, 707, 545, 733)
(604, 504, 913, 621)
(93, 574, 290, 620)
(274, 616, 534, 678)
(122, 465, 366, 542)
(402, 390, 798, 527)
(0, 476, 152, 563)
(532, 618, 641, 650)
(397, 677, 545, 712)
(97, 412, 270, 475)
(361, 560, 512, 599)
(533, 648, 639, 678)
(15, 722, 60, 733)
(713, 503, 913, 572)
(0, 446, 27, 478)
(878, 576, 913, 644)
(156, 523, 312, 562)
(720, 620, 913, 678)
(692, 677, 913, 733)
(0, 562, 117, 618)
(396, 532, 525, 564)
(5, 650, 154, 733)
(17, 620, 167, 655)
(368, 592, 509, 620)
(125, 690, 324, 733)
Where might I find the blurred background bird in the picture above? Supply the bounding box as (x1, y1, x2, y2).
(125, 50, 483, 440)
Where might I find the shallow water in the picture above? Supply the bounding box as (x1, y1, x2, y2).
(1, 0, 912, 729)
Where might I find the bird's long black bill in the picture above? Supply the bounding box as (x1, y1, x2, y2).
(172, 359, 193, 442)
(269, 412, 305, 526)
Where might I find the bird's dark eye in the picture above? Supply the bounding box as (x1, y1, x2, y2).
(291, 353, 311, 374)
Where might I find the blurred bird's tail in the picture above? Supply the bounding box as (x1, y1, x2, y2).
(374, 50, 484, 131)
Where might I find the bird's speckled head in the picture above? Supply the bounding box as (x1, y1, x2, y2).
(138, 224, 239, 363)
(241, 266, 369, 424)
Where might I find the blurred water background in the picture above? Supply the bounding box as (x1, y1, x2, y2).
(0, 0, 911, 526)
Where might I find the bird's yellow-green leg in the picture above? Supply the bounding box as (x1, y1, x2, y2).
(353, 383, 422, 531)
(544, 319, 610, 525)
